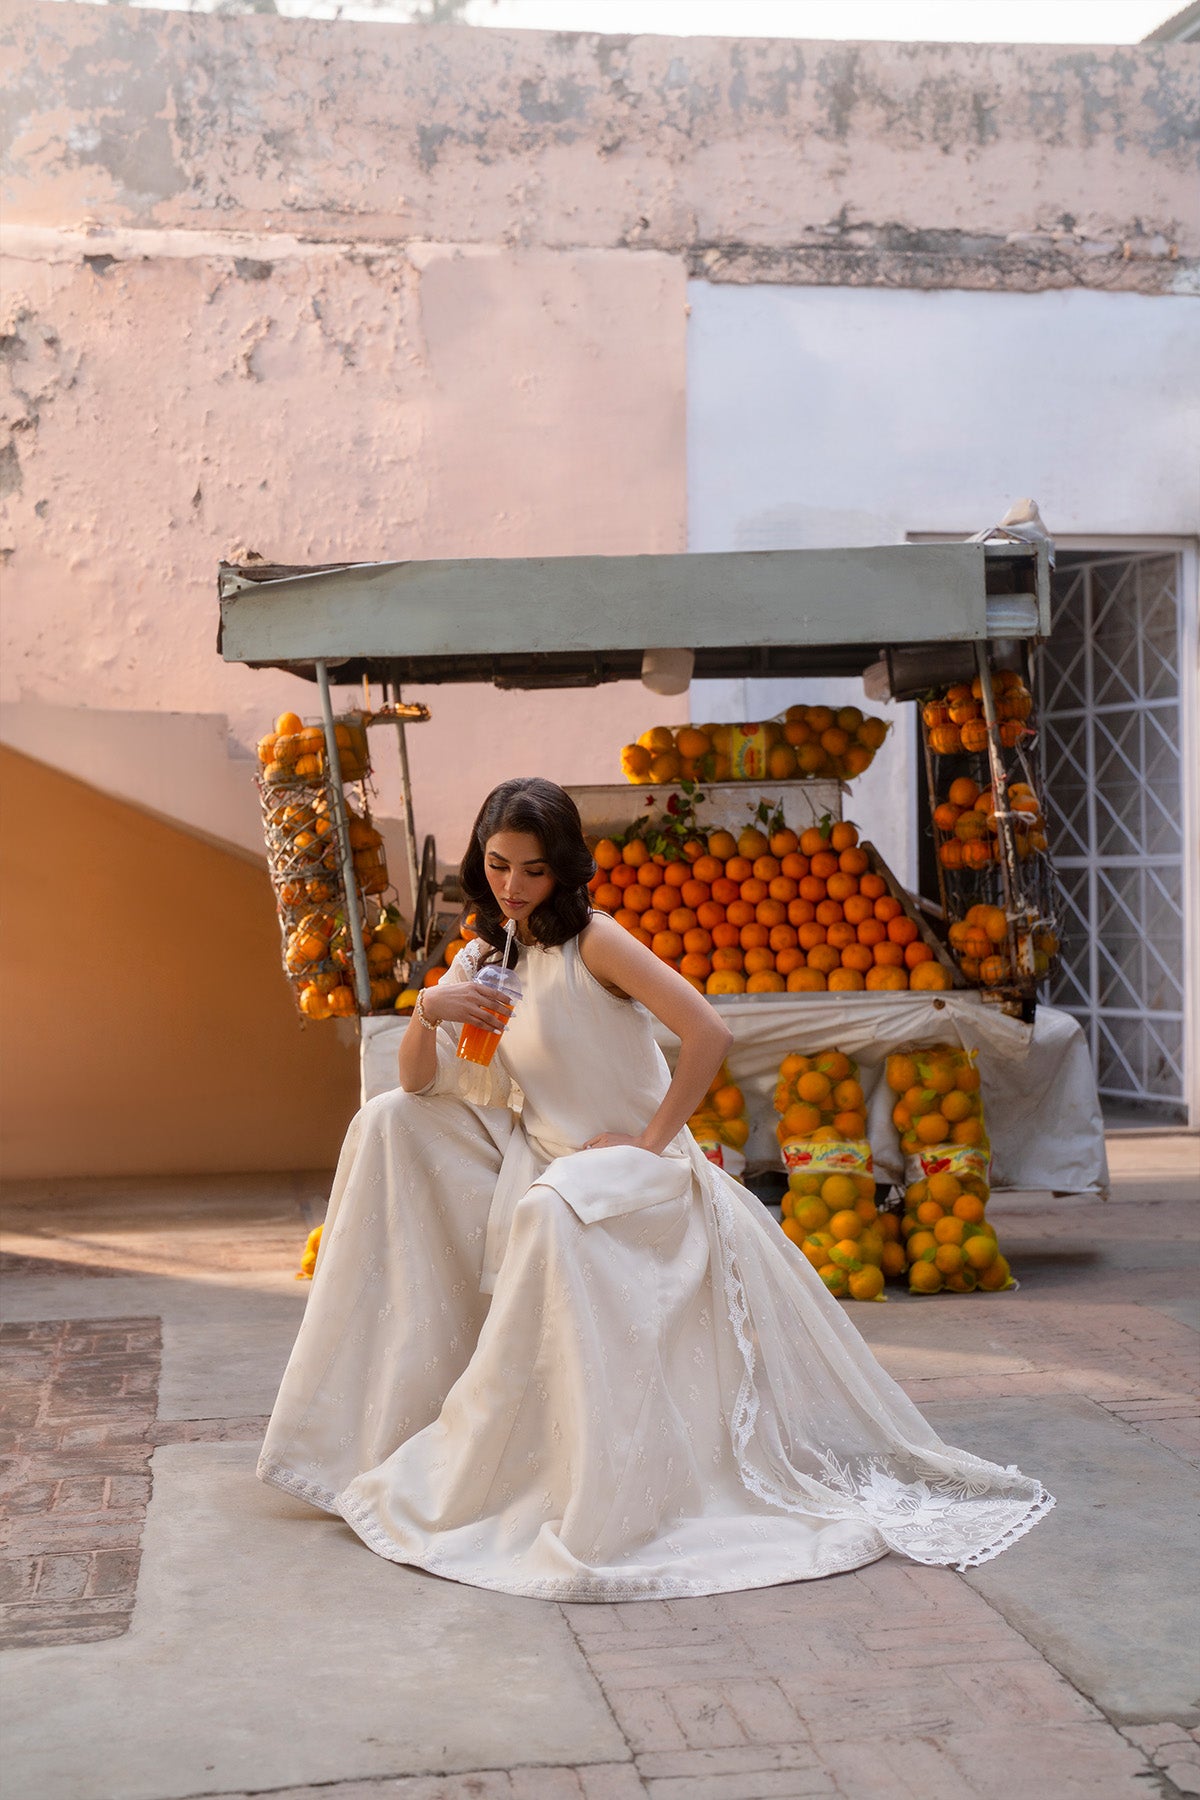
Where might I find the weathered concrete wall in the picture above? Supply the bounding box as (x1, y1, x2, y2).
(3, 6, 1196, 291)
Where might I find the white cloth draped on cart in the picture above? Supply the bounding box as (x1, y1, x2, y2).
(259, 936, 1053, 1601)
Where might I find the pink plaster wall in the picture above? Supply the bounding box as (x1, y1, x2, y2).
(0, 236, 688, 851)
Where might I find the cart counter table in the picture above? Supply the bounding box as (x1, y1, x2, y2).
(362, 993, 1108, 1200)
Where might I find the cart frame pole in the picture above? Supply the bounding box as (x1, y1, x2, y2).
(387, 681, 422, 921)
(315, 658, 373, 1014)
(973, 645, 1026, 978)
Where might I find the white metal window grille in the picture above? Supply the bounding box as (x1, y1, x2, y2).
(1039, 551, 1187, 1122)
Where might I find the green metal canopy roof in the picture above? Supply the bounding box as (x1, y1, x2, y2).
(217, 543, 1048, 689)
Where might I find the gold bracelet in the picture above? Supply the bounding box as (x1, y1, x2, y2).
(413, 987, 439, 1033)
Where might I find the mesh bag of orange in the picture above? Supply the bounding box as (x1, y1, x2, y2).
(687, 1063, 750, 1177)
(885, 1046, 1014, 1294)
(774, 1050, 900, 1301)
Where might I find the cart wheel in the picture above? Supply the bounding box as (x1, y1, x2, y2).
(412, 833, 439, 952)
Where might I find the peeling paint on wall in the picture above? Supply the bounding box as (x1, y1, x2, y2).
(2, 5, 1196, 288)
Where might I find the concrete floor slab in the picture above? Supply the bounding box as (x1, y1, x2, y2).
(0, 1443, 628, 1800)
(923, 1395, 1200, 1725)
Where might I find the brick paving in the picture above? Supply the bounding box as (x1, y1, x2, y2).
(1, 1162, 1197, 1799)
(0, 1318, 162, 1646)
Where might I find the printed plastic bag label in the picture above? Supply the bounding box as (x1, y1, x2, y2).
(729, 724, 771, 781)
(782, 1138, 874, 1178)
(904, 1145, 991, 1188)
(692, 1136, 746, 1179)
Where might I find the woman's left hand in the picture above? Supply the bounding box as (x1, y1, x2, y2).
(582, 1132, 656, 1153)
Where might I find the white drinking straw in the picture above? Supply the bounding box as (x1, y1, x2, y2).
(503, 918, 516, 970)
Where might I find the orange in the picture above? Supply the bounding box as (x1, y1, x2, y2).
(706, 969, 746, 996)
(696, 901, 727, 932)
(915, 1112, 951, 1144)
(611, 863, 637, 889)
(711, 877, 741, 905)
(738, 827, 770, 860)
(662, 861, 689, 889)
(841, 942, 873, 973)
(787, 967, 827, 992)
(756, 898, 787, 928)
(676, 726, 711, 760)
(828, 968, 865, 992)
(594, 838, 621, 870)
(707, 830, 737, 861)
(641, 910, 668, 936)
(848, 1266, 885, 1302)
(799, 827, 826, 857)
(713, 1084, 745, 1119)
(624, 885, 652, 914)
(779, 1052, 810, 1080)
(769, 923, 799, 952)
(826, 872, 859, 903)
(680, 953, 712, 981)
(856, 918, 886, 947)
(807, 944, 841, 975)
(910, 963, 951, 991)
(747, 970, 786, 993)
(865, 966, 908, 991)
(751, 855, 781, 882)
(681, 880, 711, 911)
(933, 1217, 965, 1246)
(744, 947, 776, 975)
(927, 1171, 961, 1205)
(826, 922, 857, 951)
(740, 878, 768, 905)
(948, 776, 981, 808)
(798, 875, 827, 903)
(887, 915, 919, 946)
(782, 1101, 822, 1137)
(683, 927, 713, 955)
(651, 931, 684, 960)
(952, 1117, 985, 1147)
(776, 947, 806, 975)
(797, 1071, 832, 1104)
(593, 882, 622, 912)
(669, 907, 698, 935)
(952, 1195, 987, 1224)
(978, 1255, 1012, 1291)
(648, 886, 674, 915)
(798, 921, 828, 950)
(712, 946, 745, 973)
(810, 851, 839, 881)
(963, 1234, 998, 1271)
(769, 876, 799, 904)
(872, 940, 906, 968)
(613, 907, 641, 933)
(780, 852, 809, 880)
(838, 847, 869, 877)
(815, 899, 845, 927)
(788, 898, 817, 927)
(904, 940, 934, 968)
(712, 922, 742, 949)
(622, 839, 650, 867)
(859, 873, 886, 900)
(727, 899, 756, 928)
(770, 828, 800, 858)
(828, 821, 858, 851)
(741, 922, 771, 951)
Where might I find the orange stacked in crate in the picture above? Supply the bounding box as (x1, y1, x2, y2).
(774, 1050, 900, 1301)
(885, 1046, 1014, 1295)
(621, 706, 889, 785)
(589, 821, 951, 996)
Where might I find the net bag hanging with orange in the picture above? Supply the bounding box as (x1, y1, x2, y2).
(885, 1046, 1014, 1295)
(773, 1050, 900, 1302)
(686, 1063, 751, 1178)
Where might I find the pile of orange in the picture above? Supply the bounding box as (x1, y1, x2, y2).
(934, 774, 1048, 873)
(923, 671, 1032, 758)
(772, 1049, 896, 1302)
(687, 1064, 751, 1160)
(884, 1047, 1013, 1295)
(258, 710, 369, 786)
(621, 706, 889, 786)
(589, 820, 951, 996)
(296, 909, 409, 1020)
(772, 1049, 867, 1145)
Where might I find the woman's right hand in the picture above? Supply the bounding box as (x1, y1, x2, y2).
(423, 979, 514, 1031)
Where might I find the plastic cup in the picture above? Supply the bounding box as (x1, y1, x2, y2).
(456, 963, 522, 1066)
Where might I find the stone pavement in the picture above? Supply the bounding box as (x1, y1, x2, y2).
(1, 1137, 1197, 1800)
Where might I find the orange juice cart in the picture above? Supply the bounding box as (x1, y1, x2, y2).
(218, 541, 1107, 1206)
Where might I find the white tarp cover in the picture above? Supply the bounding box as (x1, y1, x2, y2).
(361, 993, 1108, 1197)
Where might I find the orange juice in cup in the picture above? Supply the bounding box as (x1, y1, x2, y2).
(456, 963, 522, 1066)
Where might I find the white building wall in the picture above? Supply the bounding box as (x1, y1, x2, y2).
(686, 284, 1200, 887)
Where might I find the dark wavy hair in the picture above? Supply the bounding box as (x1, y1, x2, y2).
(460, 778, 595, 956)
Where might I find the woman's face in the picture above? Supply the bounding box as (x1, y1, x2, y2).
(484, 830, 556, 928)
